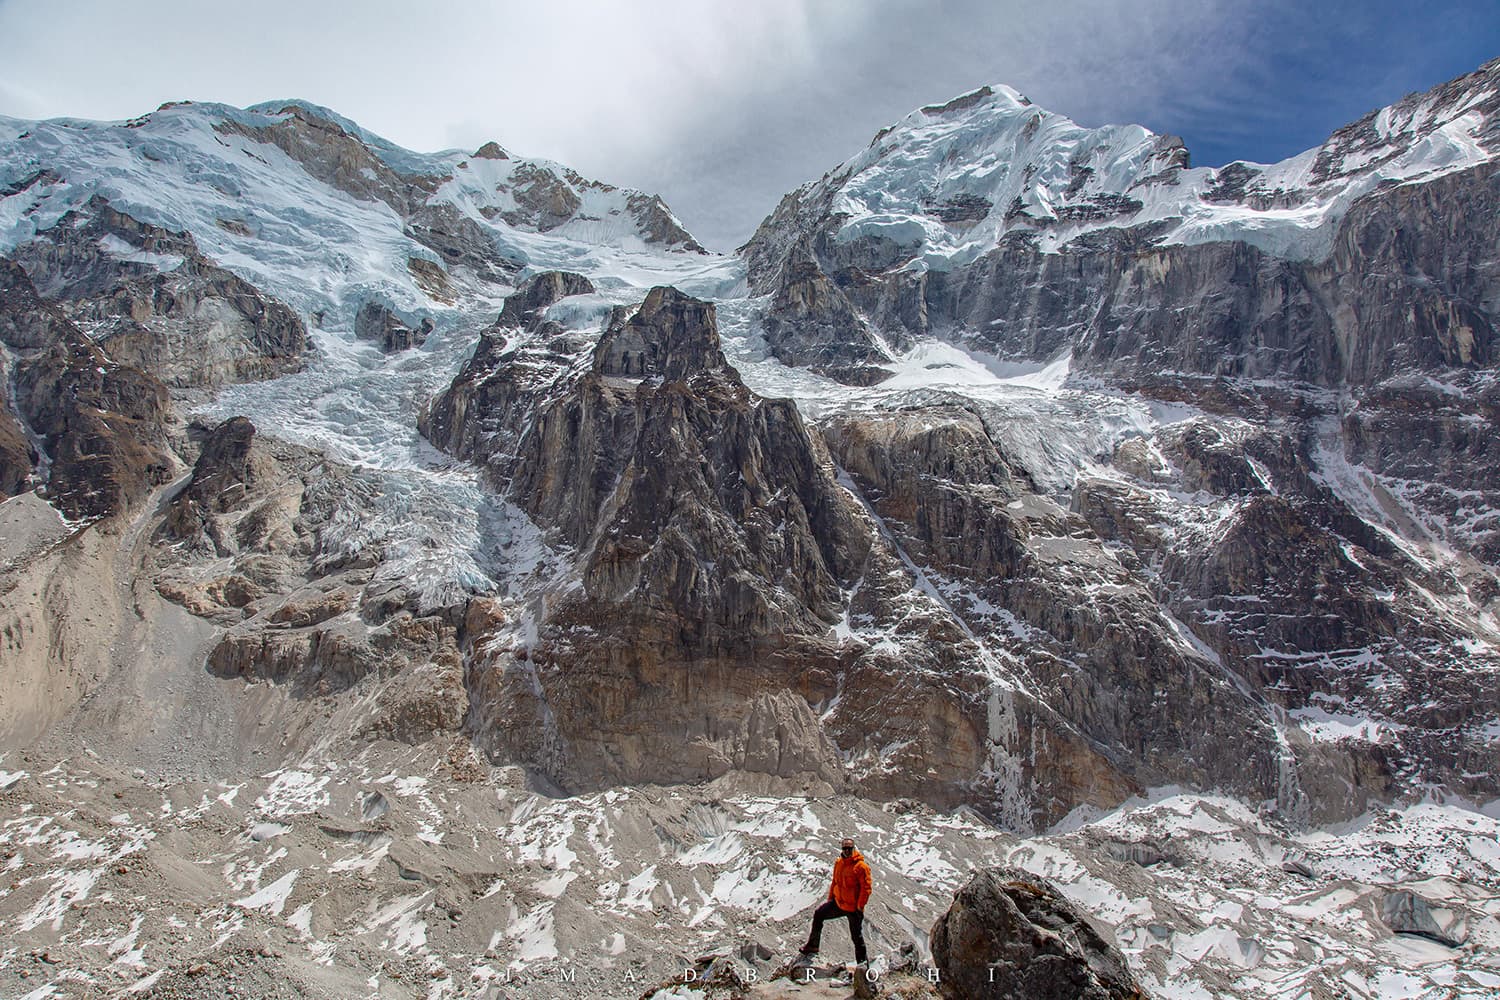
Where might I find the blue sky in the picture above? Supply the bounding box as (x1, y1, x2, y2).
(0, 1, 1495, 249)
(1148, 0, 1499, 169)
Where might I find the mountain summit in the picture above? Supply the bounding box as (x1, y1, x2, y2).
(748, 56, 1500, 280)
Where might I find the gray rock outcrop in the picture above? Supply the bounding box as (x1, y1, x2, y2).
(214, 103, 445, 217)
(0, 402, 34, 499)
(762, 248, 895, 385)
(495, 270, 595, 329)
(627, 192, 709, 254)
(461, 285, 864, 790)
(165, 416, 262, 552)
(822, 407, 1283, 818)
(153, 426, 469, 741)
(354, 301, 432, 353)
(419, 270, 597, 467)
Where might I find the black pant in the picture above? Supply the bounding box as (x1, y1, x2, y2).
(805, 899, 867, 963)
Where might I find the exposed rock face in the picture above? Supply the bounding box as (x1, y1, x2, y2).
(404, 201, 525, 285)
(0, 263, 51, 496)
(505, 162, 583, 231)
(460, 286, 866, 791)
(214, 103, 444, 217)
(431, 289, 852, 794)
(406, 256, 455, 302)
(0, 256, 74, 350)
(917, 163, 1498, 388)
(9, 198, 306, 387)
(496, 270, 595, 330)
(627, 192, 709, 254)
(165, 416, 262, 551)
(354, 301, 432, 353)
(929, 867, 1145, 999)
(748, 163, 1499, 390)
(20, 339, 174, 519)
(1341, 378, 1500, 563)
(0, 259, 173, 519)
(0, 400, 34, 499)
(590, 285, 726, 379)
(822, 406, 1284, 820)
(1073, 413, 1500, 816)
(0, 195, 320, 520)
(761, 249, 895, 385)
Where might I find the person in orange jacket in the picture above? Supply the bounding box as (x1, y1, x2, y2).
(800, 837, 871, 964)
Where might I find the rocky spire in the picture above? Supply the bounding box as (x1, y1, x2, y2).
(591, 286, 727, 380)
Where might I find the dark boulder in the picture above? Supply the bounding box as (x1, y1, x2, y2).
(930, 867, 1145, 999)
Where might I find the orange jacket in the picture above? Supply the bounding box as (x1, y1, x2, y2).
(829, 850, 872, 911)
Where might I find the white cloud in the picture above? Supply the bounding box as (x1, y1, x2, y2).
(0, 76, 50, 120)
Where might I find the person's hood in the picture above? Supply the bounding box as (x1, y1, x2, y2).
(842, 849, 865, 864)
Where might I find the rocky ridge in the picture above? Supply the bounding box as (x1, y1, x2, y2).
(204, 99, 707, 255)
(420, 278, 1311, 829)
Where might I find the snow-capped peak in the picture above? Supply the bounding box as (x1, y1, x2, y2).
(749, 57, 1500, 274)
(0, 98, 707, 331)
(831, 81, 1188, 259)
